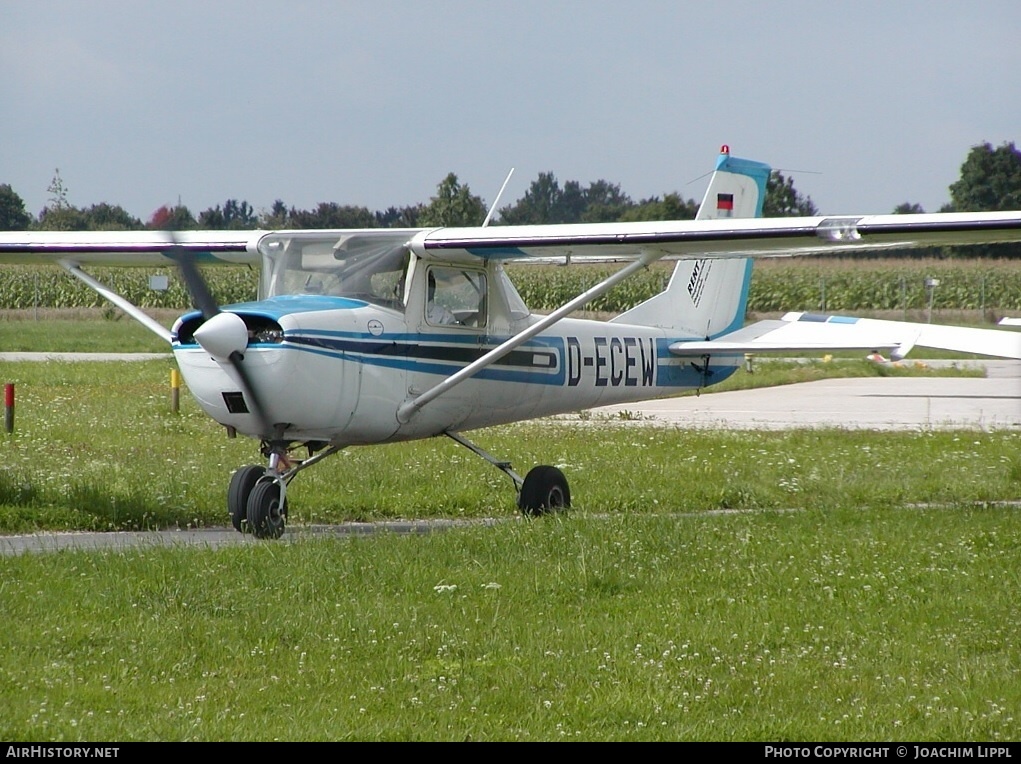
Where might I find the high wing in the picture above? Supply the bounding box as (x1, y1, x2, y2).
(0, 230, 261, 265)
(406, 211, 1021, 363)
(4, 213, 1021, 268)
(2, 158, 1020, 368)
(408, 212, 1021, 263)
(0, 230, 264, 344)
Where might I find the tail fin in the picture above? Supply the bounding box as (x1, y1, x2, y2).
(611, 146, 770, 337)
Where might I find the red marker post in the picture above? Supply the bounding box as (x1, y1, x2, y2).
(4, 383, 14, 433)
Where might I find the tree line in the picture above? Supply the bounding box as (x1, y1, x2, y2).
(1, 142, 1019, 234)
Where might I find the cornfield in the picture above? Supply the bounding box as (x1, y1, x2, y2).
(0, 266, 258, 310)
(743, 257, 1021, 313)
(509, 258, 1021, 314)
(0, 258, 1017, 314)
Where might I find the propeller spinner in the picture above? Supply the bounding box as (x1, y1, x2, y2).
(171, 243, 273, 438)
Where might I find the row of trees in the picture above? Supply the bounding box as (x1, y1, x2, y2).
(0, 169, 705, 232)
(2, 142, 1019, 232)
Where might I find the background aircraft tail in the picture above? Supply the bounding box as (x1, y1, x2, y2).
(611, 147, 771, 337)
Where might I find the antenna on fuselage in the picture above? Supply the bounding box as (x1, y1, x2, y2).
(482, 168, 515, 227)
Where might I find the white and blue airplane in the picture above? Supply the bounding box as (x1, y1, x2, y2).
(1, 147, 1019, 538)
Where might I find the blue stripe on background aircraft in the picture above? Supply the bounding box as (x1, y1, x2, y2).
(0, 146, 1019, 538)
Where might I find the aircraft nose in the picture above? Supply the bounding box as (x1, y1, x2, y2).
(193, 312, 249, 360)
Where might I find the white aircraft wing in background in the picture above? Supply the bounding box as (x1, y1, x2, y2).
(671, 311, 1021, 360)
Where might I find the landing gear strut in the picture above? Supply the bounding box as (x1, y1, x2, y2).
(445, 431, 570, 516)
(227, 433, 569, 539)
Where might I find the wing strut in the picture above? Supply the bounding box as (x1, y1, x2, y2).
(396, 251, 659, 422)
(59, 260, 173, 344)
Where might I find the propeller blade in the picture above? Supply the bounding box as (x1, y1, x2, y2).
(168, 239, 273, 439)
(173, 245, 221, 320)
(226, 349, 273, 438)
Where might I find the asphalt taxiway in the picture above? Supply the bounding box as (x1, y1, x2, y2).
(586, 360, 1020, 431)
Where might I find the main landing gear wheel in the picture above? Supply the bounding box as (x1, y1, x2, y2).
(227, 465, 265, 533)
(518, 465, 570, 516)
(247, 479, 288, 540)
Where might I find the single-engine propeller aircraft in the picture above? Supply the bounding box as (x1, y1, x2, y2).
(1, 147, 1020, 539)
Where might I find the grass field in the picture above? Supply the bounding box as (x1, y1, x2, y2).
(0, 331, 1017, 740)
(0, 359, 1008, 534)
(0, 309, 173, 353)
(2, 508, 1019, 741)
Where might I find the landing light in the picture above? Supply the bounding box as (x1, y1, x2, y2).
(816, 217, 863, 243)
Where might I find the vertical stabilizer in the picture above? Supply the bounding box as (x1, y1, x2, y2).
(694, 146, 771, 221)
(612, 146, 770, 337)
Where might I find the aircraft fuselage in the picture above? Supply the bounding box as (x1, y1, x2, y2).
(173, 297, 739, 446)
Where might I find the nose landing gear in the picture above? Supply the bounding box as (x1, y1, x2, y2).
(227, 462, 287, 540)
(227, 464, 265, 533)
(226, 441, 342, 540)
(246, 478, 288, 539)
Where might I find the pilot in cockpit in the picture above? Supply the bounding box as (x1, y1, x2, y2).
(426, 271, 457, 325)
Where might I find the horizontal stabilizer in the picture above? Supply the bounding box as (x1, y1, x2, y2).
(781, 313, 1021, 360)
(668, 319, 901, 356)
(669, 312, 1021, 360)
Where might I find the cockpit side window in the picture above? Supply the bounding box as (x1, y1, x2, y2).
(425, 266, 487, 328)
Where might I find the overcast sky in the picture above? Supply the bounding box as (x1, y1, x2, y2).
(3, 1, 1018, 223)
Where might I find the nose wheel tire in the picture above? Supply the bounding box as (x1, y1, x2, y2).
(518, 465, 570, 516)
(227, 465, 266, 533)
(247, 479, 288, 539)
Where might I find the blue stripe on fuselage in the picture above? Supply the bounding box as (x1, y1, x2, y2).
(179, 327, 734, 390)
(248, 330, 568, 386)
(283, 331, 731, 389)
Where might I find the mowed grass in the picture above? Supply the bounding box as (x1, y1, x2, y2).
(0, 360, 1018, 740)
(1, 509, 1020, 741)
(0, 360, 1013, 533)
(0, 310, 174, 353)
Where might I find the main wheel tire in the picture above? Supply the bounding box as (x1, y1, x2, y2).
(518, 465, 570, 516)
(246, 479, 287, 540)
(227, 465, 265, 533)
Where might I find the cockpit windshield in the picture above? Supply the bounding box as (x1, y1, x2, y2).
(257, 231, 416, 308)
